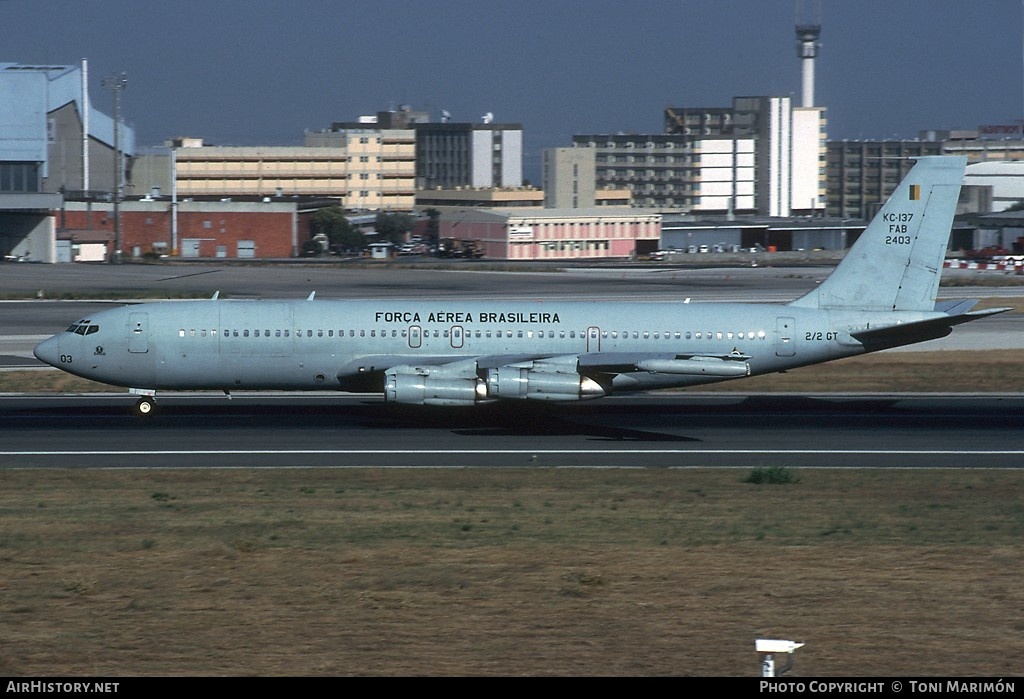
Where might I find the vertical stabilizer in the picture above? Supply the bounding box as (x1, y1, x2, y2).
(790, 156, 966, 311)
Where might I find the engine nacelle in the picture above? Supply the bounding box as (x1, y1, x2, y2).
(384, 364, 487, 406)
(485, 365, 606, 401)
(634, 357, 750, 377)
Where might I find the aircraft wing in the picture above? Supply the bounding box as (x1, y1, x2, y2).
(336, 350, 753, 389)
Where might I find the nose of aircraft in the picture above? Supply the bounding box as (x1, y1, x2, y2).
(33, 335, 61, 368)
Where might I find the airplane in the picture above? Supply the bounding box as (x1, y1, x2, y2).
(33, 155, 1010, 416)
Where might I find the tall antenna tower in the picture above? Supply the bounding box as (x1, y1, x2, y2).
(795, 0, 822, 108)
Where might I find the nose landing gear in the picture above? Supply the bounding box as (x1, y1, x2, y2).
(130, 389, 157, 417)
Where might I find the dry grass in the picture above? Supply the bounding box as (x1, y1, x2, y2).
(0, 468, 1021, 677)
(703, 350, 1024, 393)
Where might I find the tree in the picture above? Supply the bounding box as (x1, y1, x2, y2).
(310, 207, 365, 252)
(374, 212, 416, 246)
(423, 208, 441, 244)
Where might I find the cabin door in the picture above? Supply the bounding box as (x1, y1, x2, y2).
(776, 316, 795, 357)
(128, 313, 149, 353)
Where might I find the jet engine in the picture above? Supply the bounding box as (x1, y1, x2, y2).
(484, 362, 606, 401)
(384, 363, 487, 406)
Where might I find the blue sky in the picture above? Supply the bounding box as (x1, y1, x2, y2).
(5, 0, 1024, 180)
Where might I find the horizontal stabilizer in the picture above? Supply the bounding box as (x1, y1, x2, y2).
(851, 307, 1011, 352)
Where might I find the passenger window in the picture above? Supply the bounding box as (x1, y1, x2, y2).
(179, 329, 185, 337)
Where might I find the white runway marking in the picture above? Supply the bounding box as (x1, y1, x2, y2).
(3, 449, 1022, 456)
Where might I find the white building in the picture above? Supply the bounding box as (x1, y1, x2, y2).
(569, 96, 824, 216)
(964, 161, 1024, 212)
(414, 121, 523, 190)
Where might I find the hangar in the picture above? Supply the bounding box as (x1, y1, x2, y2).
(0, 61, 134, 262)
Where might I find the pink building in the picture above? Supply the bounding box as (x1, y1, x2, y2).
(438, 207, 661, 260)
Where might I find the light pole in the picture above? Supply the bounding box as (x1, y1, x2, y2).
(102, 72, 127, 262)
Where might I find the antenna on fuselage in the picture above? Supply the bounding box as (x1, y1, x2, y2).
(211, 291, 220, 300)
(307, 291, 316, 301)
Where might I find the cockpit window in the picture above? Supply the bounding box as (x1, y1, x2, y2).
(66, 322, 99, 335)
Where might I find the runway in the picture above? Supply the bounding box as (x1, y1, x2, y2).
(1, 393, 1021, 468)
(2, 265, 1021, 471)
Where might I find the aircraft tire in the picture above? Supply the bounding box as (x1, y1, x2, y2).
(134, 397, 156, 417)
